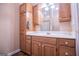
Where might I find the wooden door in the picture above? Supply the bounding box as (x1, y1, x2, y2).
(42, 43, 56, 56)
(33, 5, 39, 30)
(59, 3, 71, 22)
(20, 13, 26, 52)
(26, 36, 31, 55)
(32, 41, 42, 56)
(20, 4, 26, 13)
(26, 3, 32, 13)
(58, 46, 75, 56)
(26, 3, 33, 31)
(20, 13, 26, 33)
(20, 4, 26, 52)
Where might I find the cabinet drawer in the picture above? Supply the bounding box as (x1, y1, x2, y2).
(58, 39, 75, 47)
(32, 36, 43, 42)
(58, 46, 75, 56)
(42, 37, 56, 45)
(26, 35, 32, 40)
(32, 36, 56, 45)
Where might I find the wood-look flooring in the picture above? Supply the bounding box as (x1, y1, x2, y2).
(12, 51, 29, 56)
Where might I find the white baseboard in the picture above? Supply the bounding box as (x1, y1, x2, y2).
(7, 49, 21, 56)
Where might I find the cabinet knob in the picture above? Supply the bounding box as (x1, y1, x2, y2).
(65, 52, 68, 55)
(65, 41, 68, 45)
(42, 45, 44, 47)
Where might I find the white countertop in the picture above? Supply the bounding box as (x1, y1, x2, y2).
(26, 31, 76, 39)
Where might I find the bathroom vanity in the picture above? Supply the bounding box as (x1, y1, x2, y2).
(26, 32, 76, 56)
(20, 3, 76, 56)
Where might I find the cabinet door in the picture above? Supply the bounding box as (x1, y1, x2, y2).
(26, 39, 31, 55)
(42, 43, 56, 56)
(58, 46, 75, 56)
(20, 4, 26, 53)
(32, 41, 42, 56)
(20, 13, 26, 33)
(20, 3, 26, 13)
(33, 5, 39, 30)
(26, 4, 33, 31)
(59, 3, 71, 22)
(26, 3, 32, 12)
(20, 33, 26, 52)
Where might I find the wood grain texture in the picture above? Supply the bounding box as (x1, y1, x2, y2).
(20, 4, 26, 53)
(59, 3, 71, 22)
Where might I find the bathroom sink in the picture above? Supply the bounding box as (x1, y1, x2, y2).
(26, 31, 75, 39)
(27, 31, 72, 35)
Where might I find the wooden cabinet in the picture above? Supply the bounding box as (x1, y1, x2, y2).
(20, 33, 26, 52)
(26, 36, 31, 55)
(20, 3, 26, 13)
(59, 3, 71, 22)
(32, 41, 42, 56)
(42, 43, 56, 56)
(33, 5, 39, 30)
(58, 46, 75, 56)
(20, 3, 33, 53)
(32, 36, 76, 56)
(26, 4, 33, 12)
(32, 36, 57, 56)
(20, 13, 26, 33)
(58, 39, 75, 47)
(26, 4, 33, 31)
(57, 39, 76, 56)
(20, 3, 32, 13)
(20, 4, 26, 53)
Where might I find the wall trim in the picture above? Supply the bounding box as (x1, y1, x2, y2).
(7, 49, 21, 56)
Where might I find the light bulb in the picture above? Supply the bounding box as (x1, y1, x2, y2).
(49, 3, 54, 5)
(41, 4, 47, 8)
(56, 7, 59, 10)
(45, 7, 49, 11)
(51, 5, 55, 9)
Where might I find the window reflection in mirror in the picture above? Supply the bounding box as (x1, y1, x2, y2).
(39, 3, 60, 31)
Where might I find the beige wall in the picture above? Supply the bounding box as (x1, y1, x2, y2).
(0, 3, 20, 55)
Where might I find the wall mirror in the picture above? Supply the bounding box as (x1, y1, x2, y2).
(34, 3, 72, 32)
